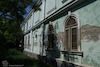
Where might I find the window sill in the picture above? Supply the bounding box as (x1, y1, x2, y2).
(61, 51, 83, 57)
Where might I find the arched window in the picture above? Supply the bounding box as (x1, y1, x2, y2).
(65, 16, 78, 51)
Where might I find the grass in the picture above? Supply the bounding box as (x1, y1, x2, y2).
(0, 48, 52, 67)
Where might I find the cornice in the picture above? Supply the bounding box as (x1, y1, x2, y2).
(23, 0, 86, 35)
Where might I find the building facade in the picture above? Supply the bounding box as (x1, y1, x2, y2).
(21, 0, 100, 67)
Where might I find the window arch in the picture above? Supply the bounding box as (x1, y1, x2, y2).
(64, 14, 80, 51)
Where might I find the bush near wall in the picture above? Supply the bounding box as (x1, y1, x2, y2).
(0, 49, 52, 67)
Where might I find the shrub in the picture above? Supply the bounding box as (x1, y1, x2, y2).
(4, 49, 52, 67)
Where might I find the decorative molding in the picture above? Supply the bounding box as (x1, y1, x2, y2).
(21, 9, 33, 27)
(61, 51, 83, 57)
(23, 0, 85, 35)
(46, 0, 56, 14)
(68, 11, 71, 15)
(62, 0, 68, 3)
(34, 11, 40, 25)
(47, 6, 56, 14)
(35, 20, 40, 24)
(63, 12, 81, 52)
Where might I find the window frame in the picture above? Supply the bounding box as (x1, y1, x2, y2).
(24, 36, 27, 48)
(63, 14, 81, 52)
(65, 28, 70, 51)
(28, 34, 30, 49)
(70, 26, 78, 51)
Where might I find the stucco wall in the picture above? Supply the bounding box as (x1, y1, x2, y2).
(23, 0, 100, 67)
(73, 0, 100, 66)
(43, 0, 100, 67)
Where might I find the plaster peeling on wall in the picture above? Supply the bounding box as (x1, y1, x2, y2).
(56, 32, 65, 46)
(81, 24, 100, 42)
(34, 42, 38, 46)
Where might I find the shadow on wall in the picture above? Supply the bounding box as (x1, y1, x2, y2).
(45, 23, 61, 58)
(24, 50, 79, 67)
(37, 55, 57, 67)
(45, 33, 60, 58)
(72, 0, 97, 12)
(37, 55, 78, 67)
(64, 54, 77, 62)
(61, 61, 76, 67)
(50, 0, 97, 22)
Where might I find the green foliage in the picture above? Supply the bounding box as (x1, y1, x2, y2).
(30, 1, 41, 11)
(0, 21, 23, 65)
(0, 20, 23, 46)
(0, 0, 40, 62)
(3, 49, 52, 67)
(0, 0, 40, 47)
(7, 49, 35, 65)
(0, 0, 40, 22)
(0, 0, 43, 66)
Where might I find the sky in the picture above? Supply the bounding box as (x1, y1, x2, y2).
(23, 6, 31, 18)
(23, 0, 38, 18)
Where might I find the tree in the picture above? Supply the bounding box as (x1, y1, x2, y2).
(0, 0, 40, 49)
(0, 0, 40, 63)
(0, 0, 39, 23)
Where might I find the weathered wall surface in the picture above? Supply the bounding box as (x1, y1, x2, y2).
(23, 0, 100, 67)
(73, 0, 100, 66)
(43, 0, 100, 67)
(81, 24, 100, 67)
(31, 27, 42, 54)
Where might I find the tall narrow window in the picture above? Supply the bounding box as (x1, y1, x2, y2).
(28, 35, 30, 49)
(25, 36, 27, 48)
(72, 27, 77, 50)
(65, 16, 78, 51)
